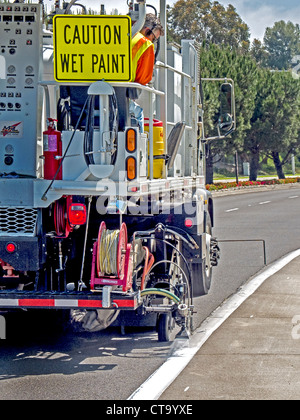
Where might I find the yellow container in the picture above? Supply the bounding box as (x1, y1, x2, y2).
(144, 118, 166, 179)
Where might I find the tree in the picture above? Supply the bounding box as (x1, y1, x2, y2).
(244, 68, 271, 180)
(250, 38, 269, 68)
(263, 21, 300, 70)
(167, 0, 250, 50)
(199, 44, 259, 183)
(204, 3, 250, 51)
(246, 69, 300, 180)
(263, 72, 300, 178)
(166, 0, 254, 184)
(247, 22, 300, 180)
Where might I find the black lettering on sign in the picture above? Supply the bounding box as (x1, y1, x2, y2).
(63, 24, 122, 45)
(99, 55, 107, 72)
(104, 25, 111, 44)
(64, 24, 71, 44)
(91, 54, 126, 74)
(114, 26, 121, 44)
(60, 54, 84, 73)
(90, 25, 97, 43)
(82, 25, 89, 44)
(73, 25, 81, 43)
(92, 54, 99, 72)
(60, 54, 70, 72)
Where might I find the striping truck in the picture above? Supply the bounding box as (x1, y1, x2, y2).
(0, 0, 235, 341)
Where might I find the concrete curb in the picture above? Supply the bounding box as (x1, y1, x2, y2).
(210, 182, 300, 197)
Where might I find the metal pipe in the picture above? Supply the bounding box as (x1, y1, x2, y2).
(131, 1, 146, 37)
(78, 196, 92, 291)
(149, 91, 154, 180)
(64, 2, 87, 14)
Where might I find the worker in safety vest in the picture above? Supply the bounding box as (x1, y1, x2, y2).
(129, 14, 164, 132)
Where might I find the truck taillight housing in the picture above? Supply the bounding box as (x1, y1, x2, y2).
(126, 129, 136, 152)
(126, 157, 136, 180)
(68, 204, 87, 225)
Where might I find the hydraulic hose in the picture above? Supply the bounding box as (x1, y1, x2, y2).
(145, 259, 191, 306)
(140, 288, 181, 304)
(140, 246, 154, 291)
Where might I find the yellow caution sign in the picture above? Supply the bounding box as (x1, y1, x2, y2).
(53, 15, 132, 82)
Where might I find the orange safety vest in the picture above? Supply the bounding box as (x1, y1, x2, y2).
(131, 32, 154, 84)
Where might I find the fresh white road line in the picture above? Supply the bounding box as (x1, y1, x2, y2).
(259, 201, 271, 205)
(225, 208, 239, 212)
(128, 248, 300, 401)
(289, 196, 299, 199)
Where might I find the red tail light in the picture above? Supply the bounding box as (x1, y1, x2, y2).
(6, 243, 16, 253)
(184, 218, 193, 228)
(68, 204, 87, 225)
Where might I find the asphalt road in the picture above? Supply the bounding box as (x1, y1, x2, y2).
(1, 185, 300, 400)
(194, 185, 300, 330)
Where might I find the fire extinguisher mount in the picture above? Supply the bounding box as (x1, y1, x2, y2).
(43, 118, 63, 181)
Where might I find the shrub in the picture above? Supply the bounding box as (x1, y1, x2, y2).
(206, 177, 300, 191)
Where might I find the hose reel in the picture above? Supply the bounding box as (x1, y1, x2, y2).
(91, 222, 132, 292)
(96, 221, 128, 278)
(53, 196, 73, 238)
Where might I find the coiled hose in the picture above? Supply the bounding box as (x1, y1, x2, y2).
(98, 228, 121, 276)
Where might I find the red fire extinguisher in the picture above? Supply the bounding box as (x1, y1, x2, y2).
(43, 118, 62, 180)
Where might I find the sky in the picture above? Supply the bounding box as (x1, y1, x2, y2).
(43, 0, 300, 40)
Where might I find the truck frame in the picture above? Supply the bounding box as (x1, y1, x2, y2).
(0, 0, 234, 341)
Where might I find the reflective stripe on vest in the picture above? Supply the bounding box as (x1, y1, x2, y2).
(131, 32, 154, 81)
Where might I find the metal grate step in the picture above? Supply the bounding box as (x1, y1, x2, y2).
(0, 207, 38, 237)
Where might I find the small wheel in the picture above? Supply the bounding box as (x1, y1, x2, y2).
(202, 212, 213, 292)
(191, 212, 213, 297)
(157, 313, 172, 342)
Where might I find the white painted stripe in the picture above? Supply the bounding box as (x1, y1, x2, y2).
(128, 248, 300, 401)
(54, 299, 79, 308)
(259, 201, 271, 205)
(226, 208, 239, 212)
(0, 299, 18, 307)
(289, 196, 299, 199)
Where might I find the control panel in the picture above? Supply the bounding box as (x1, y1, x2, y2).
(0, 2, 43, 177)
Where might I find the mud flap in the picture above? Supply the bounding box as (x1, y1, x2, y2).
(70, 309, 120, 332)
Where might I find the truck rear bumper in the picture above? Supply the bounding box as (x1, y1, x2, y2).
(0, 290, 140, 310)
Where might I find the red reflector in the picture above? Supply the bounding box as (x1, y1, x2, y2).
(68, 204, 87, 225)
(184, 218, 193, 228)
(6, 243, 16, 253)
